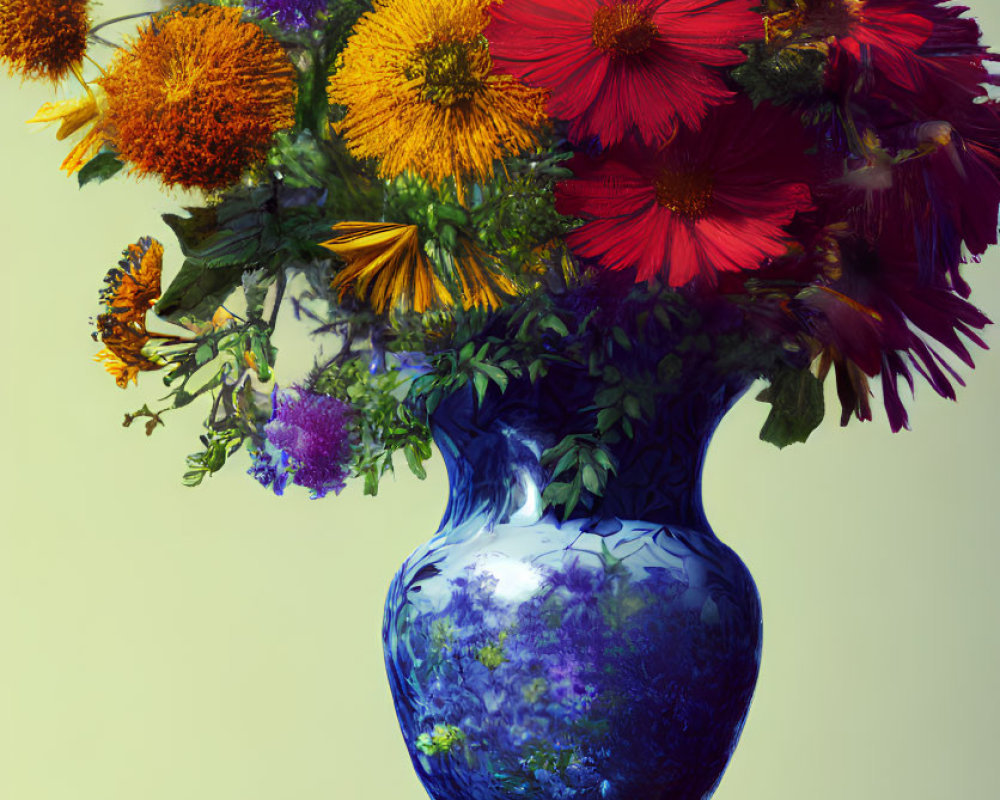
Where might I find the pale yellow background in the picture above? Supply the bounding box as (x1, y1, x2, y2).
(2, 2, 999, 798)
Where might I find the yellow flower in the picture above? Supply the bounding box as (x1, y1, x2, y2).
(453, 244, 519, 311)
(0, 0, 89, 82)
(322, 222, 453, 315)
(26, 89, 107, 174)
(98, 5, 297, 191)
(328, 0, 549, 203)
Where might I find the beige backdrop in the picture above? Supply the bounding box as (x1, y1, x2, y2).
(2, 2, 999, 798)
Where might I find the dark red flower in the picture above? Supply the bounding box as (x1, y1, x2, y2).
(822, 113, 1000, 300)
(910, 2, 999, 103)
(826, 0, 933, 90)
(769, 0, 933, 92)
(555, 100, 815, 286)
(796, 228, 990, 431)
(896, 120, 1000, 291)
(485, 0, 762, 147)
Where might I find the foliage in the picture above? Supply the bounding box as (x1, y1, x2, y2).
(9, 0, 990, 506)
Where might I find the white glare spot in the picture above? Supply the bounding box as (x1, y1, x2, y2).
(474, 553, 543, 603)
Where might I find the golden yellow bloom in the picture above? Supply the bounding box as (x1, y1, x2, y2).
(98, 5, 296, 191)
(323, 222, 454, 315)
(453, 244, 519, 311)
(0, 0, 89, 82)
(328, 0, 549, 203)
(26, 89, 107, 174)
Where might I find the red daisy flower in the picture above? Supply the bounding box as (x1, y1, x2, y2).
(485, 0, 762, 147)
(555, 100, 815, 287)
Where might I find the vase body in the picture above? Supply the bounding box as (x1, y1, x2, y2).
(384, 366, 762, 800)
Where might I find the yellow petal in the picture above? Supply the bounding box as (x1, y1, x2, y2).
(27, 93, 100, 140)
(324, 222, 452, 315)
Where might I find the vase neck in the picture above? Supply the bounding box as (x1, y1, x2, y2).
(431, 367, 748, 533)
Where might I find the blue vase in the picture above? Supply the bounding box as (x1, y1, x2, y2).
(384, 365, 761, 800)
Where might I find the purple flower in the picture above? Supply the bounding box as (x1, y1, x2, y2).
(245, 0, 326, 30)
(250, 386, 355, 498)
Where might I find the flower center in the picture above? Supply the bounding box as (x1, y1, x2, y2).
(765, 0, 865, 43)
(591, 3, 658, 57)
(654, 169, 714, 218)
(804, 0, 865, 37)
(409, 36, 490, 107)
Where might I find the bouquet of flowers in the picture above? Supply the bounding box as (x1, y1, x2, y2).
(3, 0, 998, 516)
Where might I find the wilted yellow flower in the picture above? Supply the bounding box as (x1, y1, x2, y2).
(0, 0, 89, 82)
(92, 335, 160, 388)
(27, 89, 107, 174)
(322, 222, 454, 315)
(328, 0, 549, 203)
(99, 238, 164, 324)
(93, 237, 185, 388)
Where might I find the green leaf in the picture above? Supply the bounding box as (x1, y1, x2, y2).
(593, 386, 624, 408)
(436, 204, 469, 227)
(542, 481, 571, 507)
(404, 445, 427, 480)
(581, 464, 601, 495)
(363, 468, 379, 496)
(563, 475, 582, 521)
(528, 359, 547, 383)
(653, 305, 673, 331)
(611, 326, 632, 351)
(155, 258, 246, 322)
(247, 329, 274, 382)
(472, 370, 489, 406)
(657, 354, 682, 384)
(194, 344, 214, 366)
(592, 448, 615, 472)
(623, 395, 641, 420)
(596, 406, 623, 434)
(476, 363, 509, 392)
(539, 315, 569, 338)
(439, 223, 458, 252)
(550, 449, 578, 480)
(757, 368, 826, 448)
(162, 206, 219, 257)
(458, 342, 475, 363)
(78, 151, 124, 187)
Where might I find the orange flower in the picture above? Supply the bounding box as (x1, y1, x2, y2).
(0, 0, 89, 82)
(93, 237, 182, 388)
(99, 238, 164, 323)
(98, 5, 297, 191)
